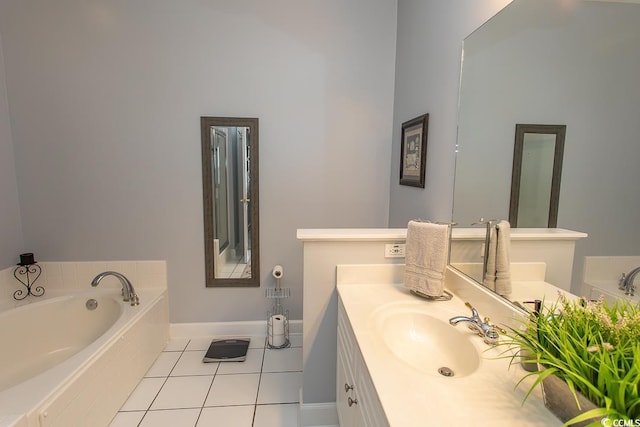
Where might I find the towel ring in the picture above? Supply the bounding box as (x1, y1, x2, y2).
(410, 289, 453, 301)
(412, 219, 458, 227)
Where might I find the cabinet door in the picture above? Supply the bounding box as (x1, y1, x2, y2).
(338, 297, 390, 427)
(337, 300, 357, 425)
(354, 350, 388, 427)
(337, 340, 356, 426)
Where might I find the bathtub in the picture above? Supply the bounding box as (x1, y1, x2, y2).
(0, 287, 169, 427)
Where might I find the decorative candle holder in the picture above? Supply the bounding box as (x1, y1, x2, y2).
(13, 253, 44, 300)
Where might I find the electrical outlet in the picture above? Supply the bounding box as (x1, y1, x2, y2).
(385, 243, 406, 258)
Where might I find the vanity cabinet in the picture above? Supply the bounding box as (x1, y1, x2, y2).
(337, 298, 389, 427)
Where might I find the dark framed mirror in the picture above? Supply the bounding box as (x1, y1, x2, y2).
(509, 124, 566, 228)
(201, 117, 259, 287)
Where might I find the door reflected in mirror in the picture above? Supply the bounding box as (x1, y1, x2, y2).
(201, 117, 259, 287)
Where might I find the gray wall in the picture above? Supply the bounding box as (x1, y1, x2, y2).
(388, 0, 512, 227)
(0, 0, 397, 322)
(0, 33, 23, 266)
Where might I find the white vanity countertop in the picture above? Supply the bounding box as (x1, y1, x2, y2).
(337, 282, 562, 427)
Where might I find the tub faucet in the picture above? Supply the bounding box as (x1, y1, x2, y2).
(91, 271, 139, 306)
(619, 266, 640, 297)
(449, 302, 504, 345)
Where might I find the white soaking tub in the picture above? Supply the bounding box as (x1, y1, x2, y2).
(0, 288, 169, 427)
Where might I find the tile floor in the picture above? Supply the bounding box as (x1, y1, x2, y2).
(109, 334, 302, 427)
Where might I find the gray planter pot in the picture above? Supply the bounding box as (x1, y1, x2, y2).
(541, 374, 599, 427)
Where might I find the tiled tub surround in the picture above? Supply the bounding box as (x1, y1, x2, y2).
(110, 333, 303, 427)
(336, 264, 562, 426)
(0, 261, 167, 308)
(0, 261, 169, 427)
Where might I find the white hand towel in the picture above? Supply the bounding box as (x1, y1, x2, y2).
(403, 221, 450, 297)
(494, 220, 512, 297)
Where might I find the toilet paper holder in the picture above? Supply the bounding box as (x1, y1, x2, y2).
(266, 264, 291, 349)
(267, 309, 290, 349)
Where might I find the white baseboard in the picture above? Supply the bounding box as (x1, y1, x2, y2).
(170, 319, 303, 337)
(298, 388, 338, 427)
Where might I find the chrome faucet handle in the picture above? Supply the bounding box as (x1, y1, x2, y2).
(483, 316, 506, 335)
(627, 284, 635, 297)
(483, 328, 501, 345)
(619, 273, 627, 290)
(464, 302, 480, 320)
(129, 292, 140, 306)
(622, 266, 640, 297)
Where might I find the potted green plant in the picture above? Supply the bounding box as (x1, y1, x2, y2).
(506, 294, 640, 426)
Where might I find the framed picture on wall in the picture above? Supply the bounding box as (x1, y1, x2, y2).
(399, 113, 428, 188)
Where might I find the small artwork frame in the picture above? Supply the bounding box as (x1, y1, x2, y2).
(399, 114, 429, 188)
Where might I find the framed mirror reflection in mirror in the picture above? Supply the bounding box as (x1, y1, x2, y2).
(509, 124, 565, 228)
(201, 117, 259, 287)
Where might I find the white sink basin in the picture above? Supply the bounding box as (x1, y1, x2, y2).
(336, 268, 562, 426)
(370, 306, 480, 378)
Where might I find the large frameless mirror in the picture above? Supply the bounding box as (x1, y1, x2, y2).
(201, 117, 259, 287)
(451, 0, 640, 303)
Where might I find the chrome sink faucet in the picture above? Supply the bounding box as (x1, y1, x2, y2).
(449, 302, 504, 345)
(471, 218, 496, 283)
(619, 266, 640, 297)
(91, 271, 139, 306)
